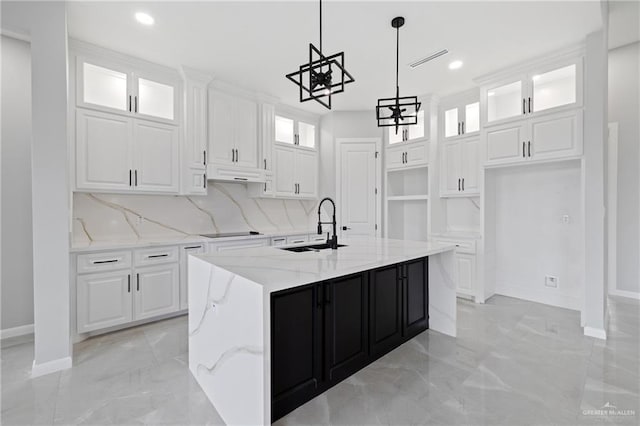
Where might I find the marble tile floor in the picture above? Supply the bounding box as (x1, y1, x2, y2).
(2, 295, 638, 425)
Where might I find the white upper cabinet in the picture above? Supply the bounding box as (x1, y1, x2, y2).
(77, 56, 181, 125)
(209, 88, 259, 170)
(76, 109, 133, 192)
(485, 109, 583, 166)
(482, 57, 582, 127)
(274, 112, 317, 150)
(133, 120, 180, 193)
(386, 109, 428, 145)
(440, 138, 479, 197)
(273, 145, 317, 199)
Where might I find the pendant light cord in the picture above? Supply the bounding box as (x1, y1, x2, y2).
(319, 0, 323, 54)
(395, 24, 399, 91)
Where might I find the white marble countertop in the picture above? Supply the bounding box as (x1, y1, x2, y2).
(69, 229, 315, 253)
(193, 237, 457, 293)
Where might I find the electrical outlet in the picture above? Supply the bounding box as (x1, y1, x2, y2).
(545, 276, 558, 288)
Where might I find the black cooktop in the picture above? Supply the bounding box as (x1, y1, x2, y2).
(200, 231, 261, 239)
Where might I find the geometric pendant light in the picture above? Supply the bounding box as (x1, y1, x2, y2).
(286, 0, 355, 110)
(376, 16, 421, 134)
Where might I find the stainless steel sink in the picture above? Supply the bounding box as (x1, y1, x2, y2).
(280, 243, 347, 253)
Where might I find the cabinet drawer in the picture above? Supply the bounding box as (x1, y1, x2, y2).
(433, 238, 476, 254)
(209, 238, 269, 252)
(308, 234, 326, 243)
(286, 235, 309, 245)
(271, 236, 287, 246)
(77, 250, 132, 274)
(134, 246, 179, 266)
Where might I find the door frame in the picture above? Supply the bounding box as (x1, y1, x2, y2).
(335, 137, 382, 238)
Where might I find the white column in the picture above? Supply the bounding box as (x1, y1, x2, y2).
(582, 28, 608, 340)
(2, 0, 73, 376)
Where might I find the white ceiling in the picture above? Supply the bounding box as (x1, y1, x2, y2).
(609, 0, 640, 49)
(67, 1, 603, 114)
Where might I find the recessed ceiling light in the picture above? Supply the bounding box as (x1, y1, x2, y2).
(448, 60, 463, 70)
(135, 12, 154, 26)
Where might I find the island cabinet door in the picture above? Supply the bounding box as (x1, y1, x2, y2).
(369, 264, 403, 359)
(271, 283, 323, 422)
(402, 257, 429, 339)
(323, 273, 369, 385)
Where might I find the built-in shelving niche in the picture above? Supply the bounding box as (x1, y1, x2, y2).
(385, 166, 429, 241)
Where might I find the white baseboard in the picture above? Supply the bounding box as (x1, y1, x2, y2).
(584, 326, 607, 340)
(608, 288, 640, 300)
(31, 356, 72, 378)
(0, 324, 34, 339)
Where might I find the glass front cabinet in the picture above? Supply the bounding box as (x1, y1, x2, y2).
(481, 57, 582, 127)
(386, 108, 428, 145)
(441, 91, 480, 140)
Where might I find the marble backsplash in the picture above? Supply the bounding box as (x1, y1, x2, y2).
(72, 182, 319, 245)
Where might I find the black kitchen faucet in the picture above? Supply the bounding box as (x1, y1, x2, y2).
(317, 197, 338, 249)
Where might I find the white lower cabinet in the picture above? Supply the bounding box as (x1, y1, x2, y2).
(134, 263, 180, 320)
(76, 246, 181, 334)
(77, 270, 133, 333)
(209, 238, 269, 252)
(455, 253, 476, 297)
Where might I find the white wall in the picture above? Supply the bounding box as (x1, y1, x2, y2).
(608, 41, 640, 296)
(489, 161, 583, 310)
(1, 35, 34, 332)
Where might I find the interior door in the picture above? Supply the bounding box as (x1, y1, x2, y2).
(339, 142, 378, 238)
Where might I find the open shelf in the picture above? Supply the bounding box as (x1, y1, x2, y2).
(387, 195, 429, 202)
(387, 167, 429, 198)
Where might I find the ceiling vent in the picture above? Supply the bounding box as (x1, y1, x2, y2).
(408, 49, 449, 68)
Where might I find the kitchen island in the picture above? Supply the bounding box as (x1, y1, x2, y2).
(188, 237, 457, 425)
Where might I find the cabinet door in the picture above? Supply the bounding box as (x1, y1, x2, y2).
(297, 121, 316, 149)
(385, 144, 405, 170)
(209, 90, 236, 165)
(369, 265, 403, 359)
(77, 58, 131, 114)
(179, 244, 206, 310)
(440, 140, 461, 196)
(76, 109, 133, 192)
(324, 274, 369, 384)
(271, 284, 323, 422)
(463, 102, 480, 135)
(486, 79, 526, 125)
(529, 110, 582, 161)
(185, 80, 208, 169)
(234, 97, 259, 168)
(444, 107, 460, 139)
(407, 110, 426, 141)
(455, 253, 475, 296)
(134, 74, 179, 124)
(460, 138, 479, 195)
(77, 270, 133, 333)
(295, 150, 317, 198)
(403, 258, 428, 339)
(405, 141, 429, 167)
(133, 120, 180, 193)
(274, 146, 296, 197)
(485, 122, 527, 166)
(133, 263, 179, 320)
(261, 104, 275, 171)
(530, 62, 581, 114)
